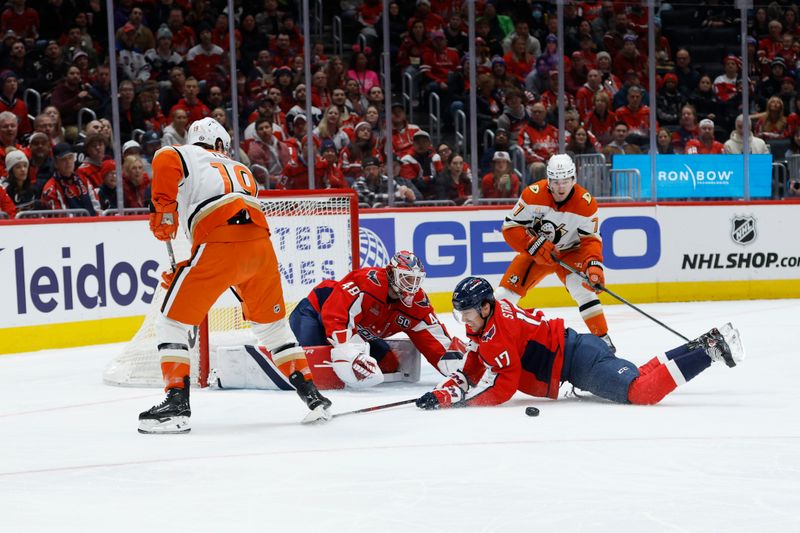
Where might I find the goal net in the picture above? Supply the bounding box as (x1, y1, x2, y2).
(103, 189, 359, 388)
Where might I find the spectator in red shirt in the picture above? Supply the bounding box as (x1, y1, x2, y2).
(576, 69, 610, 117)
(518, 102, 559, 181)
(247, 118, 290, 187)
(503, 35, 534, 85)
(391, 102, 421, 157)
(318, 140, 346, 188)
(0, 70, 30, 135)
(121, 154, 150, 208)
(210, 13, 241, 52)
(685, 118, 725, 154)
(615, 85, 651, 142)
(672, 104, 700, 154)
(758, 19, 784, 61)
(481, 151, 521, 199)
(407, 0, 445, 33)
(76, 133, 108, 187)
(185, 26, 223, 81)
(421, 29, 461, 93)
(166, 7, 195, 56)
(169, 77, 211, 125)
(1, 0, 39, 40)
(613, 34, 647, 83)
(584, 90, 617, 146)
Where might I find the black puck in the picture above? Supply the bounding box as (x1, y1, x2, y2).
(525, 406, 540, 417)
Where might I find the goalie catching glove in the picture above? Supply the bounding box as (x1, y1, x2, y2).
(330, 336, 384, 388)
(416, 370, 469, 410)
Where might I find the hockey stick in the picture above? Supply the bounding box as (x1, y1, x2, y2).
(331, 398, 417, 419)
(552, 254, 691, 342)
(165, 240, 177, 270)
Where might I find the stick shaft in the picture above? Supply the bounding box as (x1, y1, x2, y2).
(332, 398, 417, 419)
(165, 241, 176, 270)
(553, 255, 690, 342)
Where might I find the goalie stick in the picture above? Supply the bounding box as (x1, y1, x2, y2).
(552, 253, 691, 343)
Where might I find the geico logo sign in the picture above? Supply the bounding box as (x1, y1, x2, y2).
(657, 165, 733, 189)
(13, 244, 160, 314)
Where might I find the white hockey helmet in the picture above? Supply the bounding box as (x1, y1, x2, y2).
(386, 250, 426, 307)
(546, 153, 576, 183)
(186, 117, 231, 154)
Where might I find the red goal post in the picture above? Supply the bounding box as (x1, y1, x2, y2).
(104, 189, 359, 388)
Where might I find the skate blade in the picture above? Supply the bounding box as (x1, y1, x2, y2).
(719, 322, 746, 366)
(301, 405, 332, 425)
(138, 416, 191, 434)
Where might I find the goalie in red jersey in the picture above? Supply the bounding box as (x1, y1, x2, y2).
(289, 250, 464, 388)
(416, 277, 744, 410)
(497, 153, 616, 351)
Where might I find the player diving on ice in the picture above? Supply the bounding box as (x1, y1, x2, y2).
(416, 277, 745, 410)
(141, 117, 332, 433)
(497, 153, 616, 351)
(209, 250, 465, 390)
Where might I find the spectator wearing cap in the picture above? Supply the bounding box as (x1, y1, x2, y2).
(724, 114, 770, 155)
(518, 101, 559, 182)
(24, 131, 53, 195)
(185, 25, 223, 81)
(340, 121, 381, 180)
(0, 70, 30, 135)
(354, 156, 410, 206)
(161, 107, 189, 146)
(390, 101, 421, 157)
(613, 34, 647, 83)
(145, 25, 185, 83)
(3, 148, 36, 215)
(595, 51, 622, 95)
(139, 130, 162, 173)
(407, 0, 445, 34)
(435, 151, 472, 205)
(398, 130, 442, 199)
(28, 40, 66, 94)
(318, 139, 346, 189)
(754, 95, 789, 140)
(41, 142, 100, 214)
(0, 110, 20, 174)
(489, 54, 517, 95)
(502, 35, 535, 85)
(685, 119, 725, 154)
(117, 22, 151, 87)
(713, 55, 743, 131)
(247, 117, 290, 187)
(759, 20, 784, 61)
(479, 126, 510, 175)
(122, 140, 142, 158)
(420, 29, 461, 101)
(121, 154, 150, 209)
(502, 19, 541, 59)
(481, 150, 521, 199)
(757, 56, 788, 112)
(75, 133, 109, 187)
(656, 72, 682, 127)
(539, 33, 564, 74)
(95, 159, 118, 210)
(169, 77, 211, 126)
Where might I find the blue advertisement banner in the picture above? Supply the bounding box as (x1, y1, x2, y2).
(612, 154, 773, 199)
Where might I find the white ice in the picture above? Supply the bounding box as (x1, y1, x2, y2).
(1, 299, 799, 533)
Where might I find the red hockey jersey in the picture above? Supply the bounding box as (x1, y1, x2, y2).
(307, 267, 452, 369)
(461, 299, 566, 406)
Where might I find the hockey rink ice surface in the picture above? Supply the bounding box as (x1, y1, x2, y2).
(1, 299, 798, 532)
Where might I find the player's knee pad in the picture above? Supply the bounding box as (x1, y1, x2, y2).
(565, 272, 601, 307)
(155, 314, 191, 350)
(251, 318, 300, 354)
(494, 286, 522, 304)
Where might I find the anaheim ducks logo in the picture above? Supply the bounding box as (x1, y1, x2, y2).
(530, 218, 567, 245)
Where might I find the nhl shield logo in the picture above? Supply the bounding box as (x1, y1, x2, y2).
(731, 215, 757, 246)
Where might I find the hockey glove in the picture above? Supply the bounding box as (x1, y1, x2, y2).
(149, 203, 179, 241)
(416, 371, 468, 410)
(160, 259, 189, 289)
(437, 337, 467, 375)
(526, 234, 557, 267)
(330, 338, 384, 388)
(582, 260, 604, 292)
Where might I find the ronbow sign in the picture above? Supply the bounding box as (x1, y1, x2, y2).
(613, 154, 773, 198)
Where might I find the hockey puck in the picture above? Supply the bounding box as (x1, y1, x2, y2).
(525, 406, 540, 417)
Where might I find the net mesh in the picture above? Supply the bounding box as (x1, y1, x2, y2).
(103, 192, 355, 388)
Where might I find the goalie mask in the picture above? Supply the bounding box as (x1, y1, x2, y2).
(186, 117, 231, 154)
(386, 251, 425, 307)
(546, 153, 576, 202)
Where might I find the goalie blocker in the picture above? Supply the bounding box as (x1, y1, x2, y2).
(208, 338, 423, 390)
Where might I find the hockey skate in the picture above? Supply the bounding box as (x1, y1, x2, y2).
(690, 323, 745, 368)
(138, 377, 191, 434)
(600, 334, 616, 353)
(289, 371, 332, 424)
